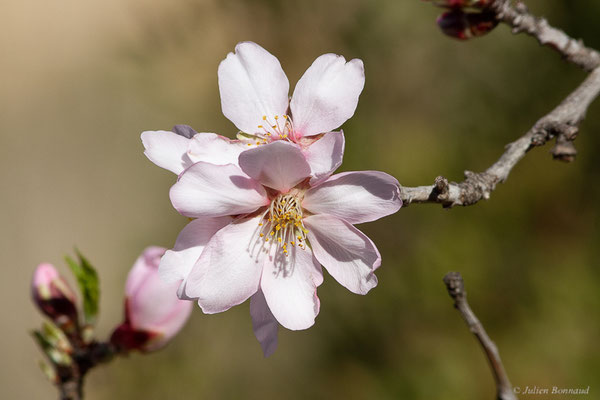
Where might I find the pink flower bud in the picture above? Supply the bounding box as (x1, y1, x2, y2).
(110, 247, 192, 352)
(437, 10, 498, 40)
(31, 263, 79, 331)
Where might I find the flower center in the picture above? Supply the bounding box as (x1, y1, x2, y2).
(238, 114, 296, 146)
(258, 191, 308, 257)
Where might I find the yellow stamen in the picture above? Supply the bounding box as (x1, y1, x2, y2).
(256, 191, 309, 257)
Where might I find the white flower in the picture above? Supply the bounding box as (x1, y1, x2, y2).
(142, 42, 397, 357)
(160, 142, 401, 356)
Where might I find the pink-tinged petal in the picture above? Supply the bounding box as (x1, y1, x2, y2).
(126, 247, 193, 346)
(170, 162, 269, 218)
(238, 141, 311, 192)
(159, 217, 233, 297)
(302, 130, 345, 184)
(185, 216, 266, 313)
(32, 263, 61, 292)
(133, 296, 192, 352)
(187, 132, 248, 166)
(219, 41, 290, 134)
(250, 289, 279, 357)
(141, 130, 192, 175)
(303, 171, 402, 224)
(290, 54, 365, 137)
(260, 246, 323, 330)
(304, 215, 380, 295)
(125, 246, 166, 296)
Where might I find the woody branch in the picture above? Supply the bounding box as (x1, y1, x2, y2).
(401, 0, 600, 208)
(443, 272, 517, 400)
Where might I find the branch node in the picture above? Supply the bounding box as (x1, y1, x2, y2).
(431, 176, 450, 201)
(443, 271, 466, 302)
(530, 124, 549, 146)
(551, 137, 577, 162)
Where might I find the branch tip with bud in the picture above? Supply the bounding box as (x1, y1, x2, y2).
(31, 248, 192, 399)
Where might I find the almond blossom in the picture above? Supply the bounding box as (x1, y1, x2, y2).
(160, 141, 401, 356)
(141, 41, 363, 183)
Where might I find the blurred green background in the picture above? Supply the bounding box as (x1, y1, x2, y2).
(2, 0, 599, 398)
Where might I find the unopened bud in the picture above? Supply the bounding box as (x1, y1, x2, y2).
(437, 10, 498, 40)
(110, 247, 192, 352)
(32, 263, 79, 332)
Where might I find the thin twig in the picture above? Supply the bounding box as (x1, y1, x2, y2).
(490, 0, 600, 72)
(402, 1, 600, 207)
(56, 341, 115, 400)
(58, 380, 82, 400)
(443, 272, 517, 400)
(401, 67, 600, 207)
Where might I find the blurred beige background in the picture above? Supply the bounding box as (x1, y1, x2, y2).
(2, 0, 599, 398)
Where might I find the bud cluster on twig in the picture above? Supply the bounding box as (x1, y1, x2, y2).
(31, 248, 192, 400)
